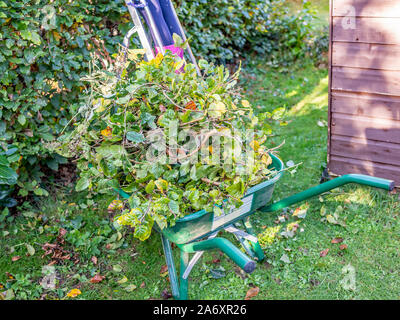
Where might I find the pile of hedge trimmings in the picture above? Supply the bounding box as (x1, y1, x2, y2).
(57, 49, 279, 241)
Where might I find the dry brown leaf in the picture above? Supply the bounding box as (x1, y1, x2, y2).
(320, 249, 329, 257)
(91, 256, 98, 265)
(161, 289, 172, 300)
(160, 265, 168, 273)
(90, 274, 105, 284)
(245, 286, 260, 300)
(140, 282, 146, 288)
(339, 244, 348, 250)
(160, 265, 168, 277)
(59, 228, 67, 237)
(11, 256, 20, 262)
(331, 237, 343, 244)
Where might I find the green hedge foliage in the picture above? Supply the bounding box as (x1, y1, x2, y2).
(0, 0, 315, 204)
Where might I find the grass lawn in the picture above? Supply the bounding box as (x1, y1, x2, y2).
(1, 0, 399, 300)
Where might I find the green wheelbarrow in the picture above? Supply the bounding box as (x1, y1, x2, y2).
(117, 153, 394, 300)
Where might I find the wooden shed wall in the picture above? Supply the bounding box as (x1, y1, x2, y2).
(328, 0, 400, 186)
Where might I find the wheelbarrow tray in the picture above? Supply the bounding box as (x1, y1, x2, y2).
(160, 153, 284, 244)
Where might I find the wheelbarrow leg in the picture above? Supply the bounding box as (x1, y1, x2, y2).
(160, 234, 180, 299)
(179, 250, 190, 300)
(242, 217, 265, 262)
(227, 219, 265, 262)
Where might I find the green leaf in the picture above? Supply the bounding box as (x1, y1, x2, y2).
(96, 145, 126, 158)
(18, 114, 26, 126)
(33, 188, 49, 196)
(126, 131, 145, 144)
(75, 177, 90, 191)
(155, 178, 168, 193)
(116, 95, 130, 104)
(30, 31, 42, 45)
(226, 181, 244, 198)
(168, 200, 179, 214)
(145, 180, 155, 194)
(0, 155, 9, 166)
(0, 165, 18, 185)
(134, 219, 153, 241)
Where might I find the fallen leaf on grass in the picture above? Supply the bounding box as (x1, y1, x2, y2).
(339, 244, 348, 250)
(320, 249, 329, 257)
(117, 276, 128, 284)
(3, 289, 14, 300)
(11, 256, 20, 262)
(90, 274, 105, 283)
(293, 206, 308, 219)
(161, 289, 172, 299)
(210, 268, 225, 279)
(91, 256, 98, 265)
(280, 254, 290, 264)
(26, 244, 35, 256)
(310, 279, 320, 287)
(234, 266, 247, 280)
(124, 284, 137, 292)
(326, 214, 338, 224)
(331, 238, 343, 244)
(59, 228, 67, 237)
(113, 264, 122, 272)
(160, 265, 168, 277)
(245, 287, 260, 300)
(66, 288, 81, 298)
(140, 282, 146, 288)
(160, 265, 168, 273)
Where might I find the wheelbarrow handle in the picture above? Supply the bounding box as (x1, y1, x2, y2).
(261, 174, 395, 213)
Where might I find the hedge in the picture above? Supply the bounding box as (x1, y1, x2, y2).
(0, 0, 315, 206)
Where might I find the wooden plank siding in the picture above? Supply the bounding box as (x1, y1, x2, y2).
(329, 155, 400, 180)
(332, 18, 400, 44)
(328, 0, 400, 185)
(331, 92, 400, 121)
(332, 67, 400, 96)
(332, 42, 400, 70)
(333, 0, 400, 18)
(331, 135, 400, 166)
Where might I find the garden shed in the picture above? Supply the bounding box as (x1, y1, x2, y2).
(328, 0, 400, 186)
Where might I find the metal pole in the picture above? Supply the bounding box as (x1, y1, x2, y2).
(166, 0, 201, 76)
(124, 0, 155, 60)
(140, 0, 165, 55)
(122, 27, 138, 49)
